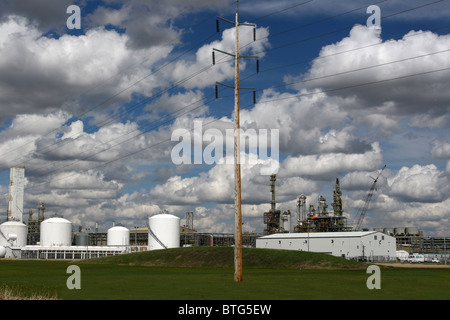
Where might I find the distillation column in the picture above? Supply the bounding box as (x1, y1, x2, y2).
(7, 166, 25, 222)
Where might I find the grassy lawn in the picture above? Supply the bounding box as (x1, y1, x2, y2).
(0, 248, 448, 300)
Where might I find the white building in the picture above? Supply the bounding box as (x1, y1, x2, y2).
(256, 231, 396, 261)
(20, 245, 129, 260)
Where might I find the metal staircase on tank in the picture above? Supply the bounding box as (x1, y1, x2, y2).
(147, 223, 168, 249)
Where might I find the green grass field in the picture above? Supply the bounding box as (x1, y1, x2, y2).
(0, 247, 448, 300)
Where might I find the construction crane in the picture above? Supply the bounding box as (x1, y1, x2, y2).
(353, 165, 386, 231)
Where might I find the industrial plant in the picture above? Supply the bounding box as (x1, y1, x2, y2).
(0, 166, 448, 263)
(264, 175, 350, 234)
(0, 166, 182, 259)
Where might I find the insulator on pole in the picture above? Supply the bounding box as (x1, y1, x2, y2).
(256, 59, 259, 73)
(212, 51, 215, 65)
(253, 91, 256, 104)
(253, 28, 256, 41)
(215, 84, 218, 99)
(216, 19, 220, 33)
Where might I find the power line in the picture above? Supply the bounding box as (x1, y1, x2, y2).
(1, 0, 437, 168)
(11, 46, 448, 187)
(1, 3, 250, 169)
(2, 46, 238, 176)
(250, 0, 446, 57)
(239, 23, 450, 83)
(215, 1, 448, 87)
(26, 94, 218, 179)
(255, 66, 450, 105)
(257, 48, 450, 92)
(244, 0, 389, 44)
(15, 65, 450, 197)
(0, 17, 221, 163)
(2, 44, 447, 191)
(0, 32, 222, 167)
(247, 0, 316, 22)
(2, 0, 378, 164)
(2, 8, 271, 173)
(1, 0, 448, 202)
(4, 21, 449, 185)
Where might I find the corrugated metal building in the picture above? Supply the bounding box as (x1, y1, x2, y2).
(256, 231, 396, 261)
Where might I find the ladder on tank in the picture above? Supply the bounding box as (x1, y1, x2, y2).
(147, 222, 168, 249)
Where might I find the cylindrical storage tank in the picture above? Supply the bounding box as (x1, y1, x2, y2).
(40, 217, 72, 247)
(0, 246, 6, 258)
(74, 233, 90, 246)
(394, 227, 406, 236)
(148, 214, 180, 250)
(107, 226, 130, 246)
(0, 221, 27, 247)
(406, 227, 419, 236)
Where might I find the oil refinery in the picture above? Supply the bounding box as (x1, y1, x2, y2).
(264, 175, 350, 234)
(0, 166, 448, 263)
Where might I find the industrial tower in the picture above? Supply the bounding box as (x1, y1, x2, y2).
(27, 202, 46, 233)
(7, 166, 25, 222)
(263, 174, 281, 234)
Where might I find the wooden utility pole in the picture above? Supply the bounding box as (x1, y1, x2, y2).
(213, 0, 258, 282)
(234, 0, 243, 283)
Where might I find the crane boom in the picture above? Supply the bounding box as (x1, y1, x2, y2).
(353, 165, 386, 231)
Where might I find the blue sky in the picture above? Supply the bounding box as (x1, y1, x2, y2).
(0, 0, 449, 236)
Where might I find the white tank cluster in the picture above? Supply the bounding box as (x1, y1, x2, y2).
(148, 213, 180, 250)
(0, 184, 182, 259)
(0, 166, 135, 260)
(40, 217, 72, 246)
(107, 225, 130, 246)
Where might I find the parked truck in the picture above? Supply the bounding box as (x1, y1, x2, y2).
(407, 253, 425, 263)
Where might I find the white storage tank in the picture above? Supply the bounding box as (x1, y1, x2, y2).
(148, 213, 180, 250)
(107, 226, 130, 246)
(0, 221, 27, 247)
(406, 227, 419, 236)
(0, 246, 6, 258)
(40, 217, 72, 247)
(394, 227, 406, 236)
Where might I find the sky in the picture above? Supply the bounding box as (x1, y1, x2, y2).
(0, 0, 449, 236)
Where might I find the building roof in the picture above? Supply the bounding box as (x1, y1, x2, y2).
(257, 231, 386, 239)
